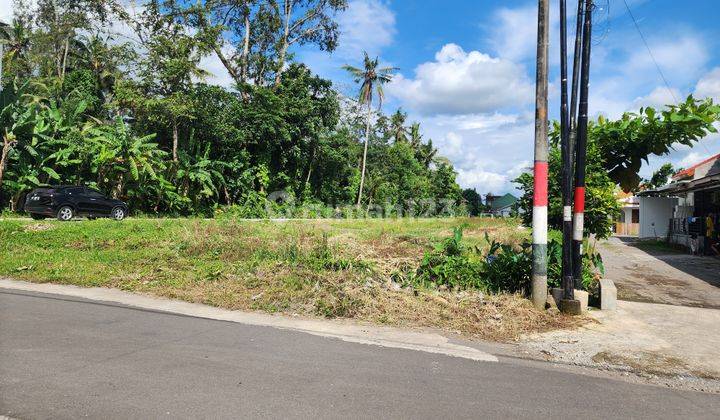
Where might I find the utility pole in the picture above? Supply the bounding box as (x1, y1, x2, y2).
(559, 0, 576, 308)
(569, 0, 585, 167)
(573, 0, 594, 289)
(531, 0, 550, 310)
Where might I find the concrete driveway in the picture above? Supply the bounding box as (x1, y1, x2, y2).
(600, 237, 720, 309)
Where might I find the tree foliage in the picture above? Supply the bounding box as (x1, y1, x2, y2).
(0, 2, 464, 216)
(593, 96, 719, 191)
(515, 122, 620, 239)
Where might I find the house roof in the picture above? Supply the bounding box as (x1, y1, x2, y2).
(490, 193, 518, 211)
(672, 153, 720, 181)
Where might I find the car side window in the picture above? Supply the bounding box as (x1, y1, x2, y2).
(66, 187, 84, 195)
(86, 189, 106, 199)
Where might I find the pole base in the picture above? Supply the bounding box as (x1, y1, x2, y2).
(559, 299, 582, 315)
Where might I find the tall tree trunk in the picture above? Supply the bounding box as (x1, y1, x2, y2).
(223, 185, 232, 205)
(0, 137, 16, 188)
(357, 103, 372, 206)
(172, 118, 179, 162)
(274, 0, 292, 86)
(305, 146, 316, 186)
(60, 37, 69, 80)
(241, 9, 251, 84)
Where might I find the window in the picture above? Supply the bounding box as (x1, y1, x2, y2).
(632, 209, 640, 224)
(86, 189, 106, 199)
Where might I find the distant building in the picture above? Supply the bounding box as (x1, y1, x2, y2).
(638, 153, 720, 254)
(487, 193, 519, 217)
(614, 191, 640, 236)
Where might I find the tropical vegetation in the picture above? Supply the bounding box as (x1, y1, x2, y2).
(0, 0, 464, 216)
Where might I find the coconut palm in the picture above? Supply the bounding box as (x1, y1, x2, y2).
(343, 52, 397, 206)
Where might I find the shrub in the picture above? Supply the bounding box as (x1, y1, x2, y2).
(408, 226, 604, 295)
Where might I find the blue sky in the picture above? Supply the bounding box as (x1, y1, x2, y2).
(299, 0, 720, 194)
(3, 0, 719, 194)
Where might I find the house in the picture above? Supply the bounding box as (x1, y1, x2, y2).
(637, 153, 720, 253)
(487, 193, 519, 217)
(614, 191, 640, 236)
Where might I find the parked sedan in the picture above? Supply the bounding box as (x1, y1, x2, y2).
(24, 186, 129, 221)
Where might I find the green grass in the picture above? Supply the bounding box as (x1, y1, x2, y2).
(0, 217, 580, 340)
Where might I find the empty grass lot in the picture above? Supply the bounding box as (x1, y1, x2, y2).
(0, 217, 583, 341)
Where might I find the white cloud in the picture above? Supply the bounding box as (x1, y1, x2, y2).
(695, 67, 720, 102)
(623, 36, 708, 87)
(0, 0, 13, 22)
(678, 151, 711, 169)
(457, 169, 508, 195)
(336, 0, 396, 58)
(630, 86, 681, 110)
(388, 44, 533, 115)
(488, 5, 539, 62)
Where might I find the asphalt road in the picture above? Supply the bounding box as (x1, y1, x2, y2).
(1, 289, 719, 419)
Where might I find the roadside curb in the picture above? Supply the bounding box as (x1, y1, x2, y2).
(0, 278, 498, 363)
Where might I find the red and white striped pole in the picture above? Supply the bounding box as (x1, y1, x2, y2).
(532, 0, 550, 310)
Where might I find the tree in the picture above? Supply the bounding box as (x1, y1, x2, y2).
(515, 123, 619, 239)
(0, 82, 37, 189)
(343, 52, 397, 206)
(644, 163, 676, 190)
(136, 0, 212, 162)
(273, 0, 348, 86)
(462, 188, 483, 216)
(593, 96, 719, 191)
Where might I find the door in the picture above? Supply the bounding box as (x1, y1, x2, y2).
(85, 189, 113, 215)
(66, 187, 92, 214)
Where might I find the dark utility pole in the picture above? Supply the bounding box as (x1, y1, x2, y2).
(531, 0, 550, 310)
(559, 0, 575, 303)
(573, 0, 594, 289)
(569, 0, 585, 165)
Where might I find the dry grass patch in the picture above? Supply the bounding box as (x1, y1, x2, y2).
(0, 217, 584, 342)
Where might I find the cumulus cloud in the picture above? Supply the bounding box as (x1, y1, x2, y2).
(336, 0, 396, 58)
(487, 5, 539, 62)
(695, 67, 720, 102)
(630, 86, 681, 110)
(388, 44, 533, 115)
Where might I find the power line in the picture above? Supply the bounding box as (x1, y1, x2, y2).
(622, 0, 711, 157)
(622, 0, 677, 103)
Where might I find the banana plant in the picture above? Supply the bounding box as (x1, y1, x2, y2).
(175, 133, 227, 207)
(90, 116, 166, 200)
(0, 82, 38, 188)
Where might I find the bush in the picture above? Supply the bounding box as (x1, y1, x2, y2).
(407, 226, 604, 295)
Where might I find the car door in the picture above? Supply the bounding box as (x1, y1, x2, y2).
(85, 189, 113, 215)
(66, 187, 92, 215)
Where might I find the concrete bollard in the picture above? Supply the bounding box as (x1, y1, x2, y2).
(599, 279, 617, 311)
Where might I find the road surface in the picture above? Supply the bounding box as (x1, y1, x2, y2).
(1, 288, 719, 419)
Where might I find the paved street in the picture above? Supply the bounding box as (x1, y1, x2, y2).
(1, 288, 719, 419)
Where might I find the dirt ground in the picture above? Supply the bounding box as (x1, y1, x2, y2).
(520, 237, 720, 392)
(599, 236, 720, 309)
(521, 300, 720, 392)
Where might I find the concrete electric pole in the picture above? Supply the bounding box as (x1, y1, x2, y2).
(531, 0, 550, 310)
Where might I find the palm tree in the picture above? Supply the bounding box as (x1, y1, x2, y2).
(343, 52, 397, 206)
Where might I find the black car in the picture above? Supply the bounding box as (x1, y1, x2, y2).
(24, 186, 129, 221)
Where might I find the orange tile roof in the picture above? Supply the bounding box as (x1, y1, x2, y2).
(672, 153, 720, 181)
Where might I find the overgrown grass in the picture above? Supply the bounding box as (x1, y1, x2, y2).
(0, 217, 582, 341)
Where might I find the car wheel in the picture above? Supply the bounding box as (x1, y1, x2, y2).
(30, 213, 46, 220)
(57, 206, 74, 221)
(111, 207, 126, 221)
